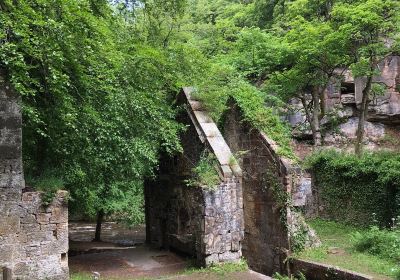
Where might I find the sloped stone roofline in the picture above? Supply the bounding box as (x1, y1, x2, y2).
(225, 97, 299, 174)
(179, 87, 242, 179)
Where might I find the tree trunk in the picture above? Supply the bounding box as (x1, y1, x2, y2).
(93, 209, 104, 242)
(320, 89, 327, 120)
(311, 88, 322, 146)
(355, 75, 373, 155)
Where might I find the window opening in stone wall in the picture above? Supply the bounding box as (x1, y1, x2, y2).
(61, 253, 67, 262)
(341, 82, 355, 95)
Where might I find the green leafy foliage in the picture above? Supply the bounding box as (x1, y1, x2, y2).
(26, 170, 65, 206)
(0, 0, 189, 224)
(305, 150, 400, 227)
(273, 272, 306, 280)
(185, 151, 220, 190)
(193, 70, 295, 159)
(352, 226, 400, 263)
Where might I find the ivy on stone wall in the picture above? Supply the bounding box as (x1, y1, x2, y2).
(305, 150, 400, 228)
(262, 169, 311, 253)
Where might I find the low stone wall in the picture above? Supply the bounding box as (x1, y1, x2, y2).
(5, 191, 69, 280)
(290, 259, 373, 280)
(0, 71, 69, 280)
(145, 88, 244, 266)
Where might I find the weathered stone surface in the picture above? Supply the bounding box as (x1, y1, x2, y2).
(145, 88, 244, 267)
(292, 177, 312, 207)
(363, 56, 400, 123)
(0, 71, 69, 280)
(222, 100, 318, 276)
(341, 94, 356, 104)
(288, 56, 400, 142)
(324, 117, 385, 145)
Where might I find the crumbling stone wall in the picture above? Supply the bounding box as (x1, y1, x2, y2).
(222, 101, 292, 275)
(0, 71, 69, 280)
(145, 88, 244, 266)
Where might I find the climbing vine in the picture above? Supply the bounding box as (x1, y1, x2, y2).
(305, 150, 400, 227)
(261, 168, 309, 253)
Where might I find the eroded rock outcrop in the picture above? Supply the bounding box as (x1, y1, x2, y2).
(288, 55, 400, 148)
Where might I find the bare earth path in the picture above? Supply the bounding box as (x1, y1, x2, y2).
(68, 222, 272, 280)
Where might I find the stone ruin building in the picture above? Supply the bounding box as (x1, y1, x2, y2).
(2, 71, 378, 279)
(145, 88, 318, 275)
(0, 70, 69, 280)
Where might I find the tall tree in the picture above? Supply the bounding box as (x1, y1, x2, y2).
(0, 0, 188, 240)
(268, 14, 351, 146)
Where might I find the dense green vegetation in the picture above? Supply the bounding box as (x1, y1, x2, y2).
(353, 226, 400, 264)
(185, 150, 220, 189)
(305, 150, 400, 227)
(1, 0, 400, 242)
(0, 0, 189, 231)
(297, 219, 400, 279)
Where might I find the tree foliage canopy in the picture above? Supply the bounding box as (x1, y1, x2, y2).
(1, 0, 399, 223)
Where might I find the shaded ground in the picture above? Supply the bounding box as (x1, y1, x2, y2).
(69, 222, 187, 278)
(69, 222, 146, 245)
(69, 244, 272, 280)
(69, 245, 189, 278)
(69, 222, 272, 280)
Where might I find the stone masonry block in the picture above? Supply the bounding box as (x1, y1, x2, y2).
(0, 215, 20, 235)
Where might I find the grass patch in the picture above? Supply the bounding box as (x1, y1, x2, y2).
(70, 273, 92, 280)
(26, 170, 65, 206)
(182, 259, 248, 276)
(296, 219, 400, 279)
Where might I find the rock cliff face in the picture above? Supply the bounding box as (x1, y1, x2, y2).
(288, 56, 400, 148)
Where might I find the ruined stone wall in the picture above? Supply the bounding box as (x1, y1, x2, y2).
(145, 88, 244, 266)
(290, 259, 373, 280)
(0, 71, 69, 280)
(222, 101, 292, 275)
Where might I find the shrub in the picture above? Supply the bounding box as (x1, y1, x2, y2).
(305, 150, 400, 227)
(26, 170, 65, 206)
(185, 151, 220, 189)
(352, 226, 400, 262)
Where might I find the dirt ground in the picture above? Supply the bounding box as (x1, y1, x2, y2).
(69, 245, 189, 278)
(68, 222, 272, 280)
